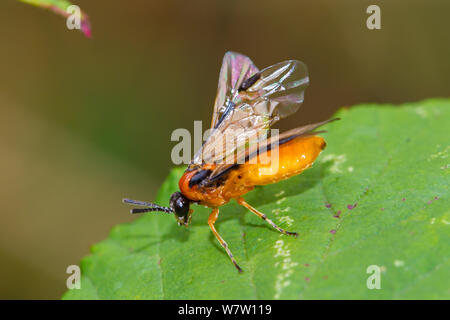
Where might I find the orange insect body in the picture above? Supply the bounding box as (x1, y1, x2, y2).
(239, 135, 326, 186)
(179, 135, 326, 208)
(179, 166, 253, 207)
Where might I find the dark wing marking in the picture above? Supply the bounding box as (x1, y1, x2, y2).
(238, 72, 261, 92)
(188, 169, 212, 188)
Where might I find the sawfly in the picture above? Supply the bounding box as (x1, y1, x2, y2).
(124, 51, 338, 272)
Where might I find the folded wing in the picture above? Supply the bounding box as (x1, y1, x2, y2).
(191, 51, 310, 182)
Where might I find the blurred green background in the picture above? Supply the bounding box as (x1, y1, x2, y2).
(0, 0, 449, 299)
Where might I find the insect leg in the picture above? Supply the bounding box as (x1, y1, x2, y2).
(237, 197, 298, 237)
(208, 208, 243, 272)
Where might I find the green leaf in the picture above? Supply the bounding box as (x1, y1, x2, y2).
(63, 99, 450, 300)
(18, 0, 91, 37)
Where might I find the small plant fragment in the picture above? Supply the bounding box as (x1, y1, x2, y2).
(18, 0, 91, 37)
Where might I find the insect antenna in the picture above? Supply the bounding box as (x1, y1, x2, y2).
(122, 198, 174, 214)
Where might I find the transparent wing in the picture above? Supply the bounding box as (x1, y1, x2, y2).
(191, 52, 310, 172)
(244, 59, 309, 121)
(210, 51, 260, 129)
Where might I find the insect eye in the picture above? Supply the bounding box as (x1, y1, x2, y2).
(170, 192, 190, 217)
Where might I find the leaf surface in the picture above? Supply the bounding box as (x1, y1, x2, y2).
(63, 99, 450, 299)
